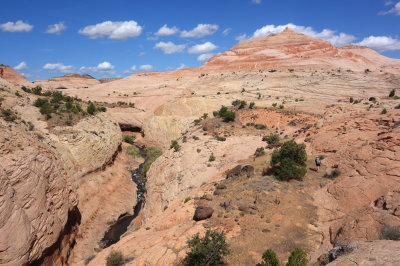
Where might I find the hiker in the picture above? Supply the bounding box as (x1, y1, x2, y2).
(315, 156, 321, 172)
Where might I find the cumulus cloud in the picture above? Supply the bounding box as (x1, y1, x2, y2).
(122, 65, 137, 74)
(46, 22, 67, 34)
(356, 36, 400, 52)
(139, 65, 153, 71)
(235, 33, 248, 42)
(138, 51, 145, 56)
(155, 24, 179, 36)
(252, 0, 262, 3)
(181, 24, 218, 38)
(197, 53, 214, 62)
(78, 20, 142, 40)
(79, 61, 115, 75)
(154, 41, 186, 54)
(43, 63, 75, 73)
(0, 20, 33, 32)
(14, 61, 28, 71)
(379, 2, 400, 15)
(188, 42, 218, 54)
(222, 28, 231, 36)
(237, 23, 356, 47)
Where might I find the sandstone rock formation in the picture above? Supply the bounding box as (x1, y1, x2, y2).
(0, 65, 32, 87)
(34, 73, 101, 90)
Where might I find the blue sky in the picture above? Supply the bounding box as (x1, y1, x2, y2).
(1, 0, 399, 80)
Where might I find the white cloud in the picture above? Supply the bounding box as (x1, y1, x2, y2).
(385, 1, 393, 6)
(197, 53, 214, 62)
(379, 2, 400, 15)
(356, 36, 400, 52)
(154, 41, 186, 54)
(235, 33, 248, 42)
(14, 61, 28, 71)
(222, 28, 231, 36)
(79, 61, 115, 75)
(46, 22, 67, 34)
(43, 63, 75, 73)
(252, 0, 262, 4)
(122, 65, 137, 74)
(240, 23, 356, 47)
(0, 20, 33, 32)
(188, 42, 218, 54)
(181, 24, 218, 38)
(139, 65, 153, 71)
(138, 51, 145, 56)
(177, 63, 186, 70)
(155, 24, 179, 36)
(78, 20, 142, 40)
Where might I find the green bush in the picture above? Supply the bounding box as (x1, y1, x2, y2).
(106, 250, 124, 266)
(267, 134, 280, 144)
(181, 229, 230, 266)
(32, 86, 42, 95)
(249, 102, 255, 109)
(184, 197, 191, 203)
(349, 97, 353, 103)
(272, 103, 277, 107)
(33, 98, 49, 107)
(381, 108, 387, 114)
(87, 102, 96, 115)
(232, 99, 241, 106)
(170, 140, 180, 152)
(270, 140, 307, 181)
(254, 147, 265, 157)
(209, 153, 216, 162)
(286, 248, 307, 266)
(125, 145, 141, 158)
(141, 147, 162, 178)
(238, 100, 247, 109)
(1, 109, 17, 122)
(194, 119, 201, 125)
(123, 135, 134, 144)
(259, 249, 280, 266)
(389, 89, 396, 98)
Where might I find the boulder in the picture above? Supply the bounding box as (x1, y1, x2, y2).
(193, 206, 214, 221)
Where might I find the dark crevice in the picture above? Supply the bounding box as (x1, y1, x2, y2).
(29, 206, 81, 266)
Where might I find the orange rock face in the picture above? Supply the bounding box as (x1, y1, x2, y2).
(202, 28, 400, 74)
(0, 65, 32, 87)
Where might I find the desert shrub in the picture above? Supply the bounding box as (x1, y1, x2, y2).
(98, 106, 107, 112)
(32, 86, 42, 95)
(217, 106, 235, 122)
(389, 89, 396, 98)
(87, 102, 96, 115)
(267, 134, 280, 144)
(202, 113, 208, 119)
(213, 111, 219, 117)
(39, 104, 53, 115)
(238, 100, 247, 109)
(232, 99, 241, 106)
(270, 140, 307, 181)
(21, 86, 31, 93)
(170, 140, 180, 152)
(106, 250, 124, 266)
(380, 225, 400, 240)
(369, 97, 376, 102)
(209, 153, 216, 162)
(15, 91, 22, 97)
(286, 247, 308, 266)
(249, 102, 255, 109)
(182, 136, 187, 143)
(381, 108, 387, 114)
(349, 97, 353, 103)
(395, 104, 400, 109)
(279, 104, 284, 109)
(194, 119, 201, 125)
(181, 229, 230, 266)
(33, 98, 49, 107)
(272, 103, 277, 107)
(27, 121, 34, 131)
(141, 147, 162, 178)
(1, 109, 17, 122)
(364, 69, 371, 74)
(123, 135, 134, 144)
(125, 145, 141, 158)
(254, 147, 265, 157)
(259, 249, 280, 266)
(184, 197, 191, 203)
(324, 169, 341, 179)
(65, 101, 73, 110)
(255, 124, 267, 130)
